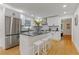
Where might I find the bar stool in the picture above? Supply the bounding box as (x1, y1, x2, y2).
(42, 34, 53, 54)
(42, 37, 49, 55)
(33, 40, 44, 55)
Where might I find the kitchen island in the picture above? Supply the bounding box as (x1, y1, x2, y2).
(19, 31, 52, 55)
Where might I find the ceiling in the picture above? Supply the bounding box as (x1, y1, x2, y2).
(5, 3, 79, 18)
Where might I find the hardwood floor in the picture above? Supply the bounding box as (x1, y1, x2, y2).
(48, 35, 79, 55)
(0, 46, 20, 55)
(0, 35, 78, 55)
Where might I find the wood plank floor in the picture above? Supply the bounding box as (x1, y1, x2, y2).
(0, 46, 20, 55)
(48, 35, 79, 55)
(0, 35, 78, 55)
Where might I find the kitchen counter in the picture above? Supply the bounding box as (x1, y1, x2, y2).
(21, 31, 50, 37)
(19, 31, 52, 55)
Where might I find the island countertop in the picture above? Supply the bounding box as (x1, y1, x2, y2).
(20, 31, 51, 37)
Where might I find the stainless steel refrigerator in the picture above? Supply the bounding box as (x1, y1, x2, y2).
(5, 16, 20, 49)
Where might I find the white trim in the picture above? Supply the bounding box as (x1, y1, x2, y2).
(72, 40, 79, 53)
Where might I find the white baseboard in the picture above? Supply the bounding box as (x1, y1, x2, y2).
(72, 40, 79, 53)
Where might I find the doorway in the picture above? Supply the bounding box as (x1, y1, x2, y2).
(61, 18, 72, 38)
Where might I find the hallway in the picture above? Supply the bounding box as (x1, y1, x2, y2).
(0, 35, 78, 55)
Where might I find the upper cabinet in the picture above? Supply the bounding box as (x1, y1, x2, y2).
(20, 14, 34, 31)
(47, 16, 61, 26)
(20, 14, 33, 27)
(47, 16, 61, 31)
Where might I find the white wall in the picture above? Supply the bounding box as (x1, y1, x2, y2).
(47, 16, 61, 40)
(0, 6, 5, 49)
(72, 5, 79, 52)
(5, 8, 20, 19)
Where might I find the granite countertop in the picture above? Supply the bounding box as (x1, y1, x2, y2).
(20, 31, 50, 37)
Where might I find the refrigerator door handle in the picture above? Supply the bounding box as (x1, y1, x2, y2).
(9, 17, 13, 45)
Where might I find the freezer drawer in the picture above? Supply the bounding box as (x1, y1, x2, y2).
(5, 35, 19, 49)
(11, 35, 19, 46)
(5, 36, 11, 49)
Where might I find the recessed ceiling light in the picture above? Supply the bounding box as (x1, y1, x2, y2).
(64, 11, 66, 14)
(63, 5, 67, 8)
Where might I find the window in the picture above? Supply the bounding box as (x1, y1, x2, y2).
(25, 20, 31, 26)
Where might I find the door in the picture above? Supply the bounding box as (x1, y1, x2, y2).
(11, 18, 16, 34)
(11, 18, 20, 46)
(5, 16, 11, 35)
(62, 19, 71, 35)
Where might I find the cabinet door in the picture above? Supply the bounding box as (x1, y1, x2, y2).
(11, 18, 20, 47)
(5, 16, 11, 35)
